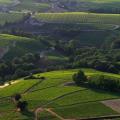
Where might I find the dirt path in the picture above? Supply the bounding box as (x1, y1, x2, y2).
(35, 107, 65, 120)
(101, 99, 120, 113)
(34, 107, 67, 120)
(0, 80, 19, 89)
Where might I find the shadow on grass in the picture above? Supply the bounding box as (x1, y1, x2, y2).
(21, 110, 35, 119)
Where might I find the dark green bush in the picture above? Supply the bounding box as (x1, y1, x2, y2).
(88, 75, 120, 92)
(73, 70, 87, 85)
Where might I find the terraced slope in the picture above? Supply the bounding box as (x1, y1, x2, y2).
(35, 12, 120, 25)
(1, 69, 120, 119)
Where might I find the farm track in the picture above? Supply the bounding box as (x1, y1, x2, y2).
(34, 107, 66, 120)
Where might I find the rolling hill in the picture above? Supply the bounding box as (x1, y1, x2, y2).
(1, 69, 120, 119)
(0, 0, 120, 120)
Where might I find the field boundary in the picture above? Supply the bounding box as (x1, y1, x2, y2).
(77, 115, 120, 120)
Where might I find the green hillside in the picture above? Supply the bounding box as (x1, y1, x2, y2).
(0, 1, 120, 120)
(59, 0, 120, 13)
(12, 0, 50, 12)
(0, 0, 13, 4)
(1, 69, 120, 119)
(0, 34, 49, 59)
(35, 12, 120, 25)
(0, 12, 26, 26)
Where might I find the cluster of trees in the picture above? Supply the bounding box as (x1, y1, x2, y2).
(67, 47, 120, 74)
(73, 70, 120, 92)
(41, 38, 120, 74)
(12, 94, 28, 112)
(0, 53, 43, 84)
(88, 75, 120, 92)
(73, 70, 87, 85)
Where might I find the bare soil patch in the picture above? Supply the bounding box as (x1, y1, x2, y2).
(0, 80, 19, 89)
(101, 99, 120, 113)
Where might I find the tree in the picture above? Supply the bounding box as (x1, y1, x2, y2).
(88, 75, 120, 91)
(17, 101, 28, 111)
(111, 40, 120, 49)
(13, 93, 21, 101)
(73, 70, 87, 85)
(107, 65, 119, 74)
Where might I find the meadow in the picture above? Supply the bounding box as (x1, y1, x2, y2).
(1, 69, 120, 119)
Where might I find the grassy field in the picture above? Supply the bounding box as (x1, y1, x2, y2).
(35, 12, 120, 25)
(1, 69, 120, 119)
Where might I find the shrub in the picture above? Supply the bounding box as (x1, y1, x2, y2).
(17, 101, 28, 111)
(73, 70, 87, 85)
(13, 93, 21, 101)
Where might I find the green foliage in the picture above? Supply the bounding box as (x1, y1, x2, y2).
(89, 75, 120, 91)
(17, 101, 28, 111)
(111, 40, 120, 49)
(1, 69, 120, 119)
(73, 70, 87, 85)
(13, 93, 22, 101)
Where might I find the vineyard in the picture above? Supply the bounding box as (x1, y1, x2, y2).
(0, 0, 120, 120)
(35, 12, 120, 25)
